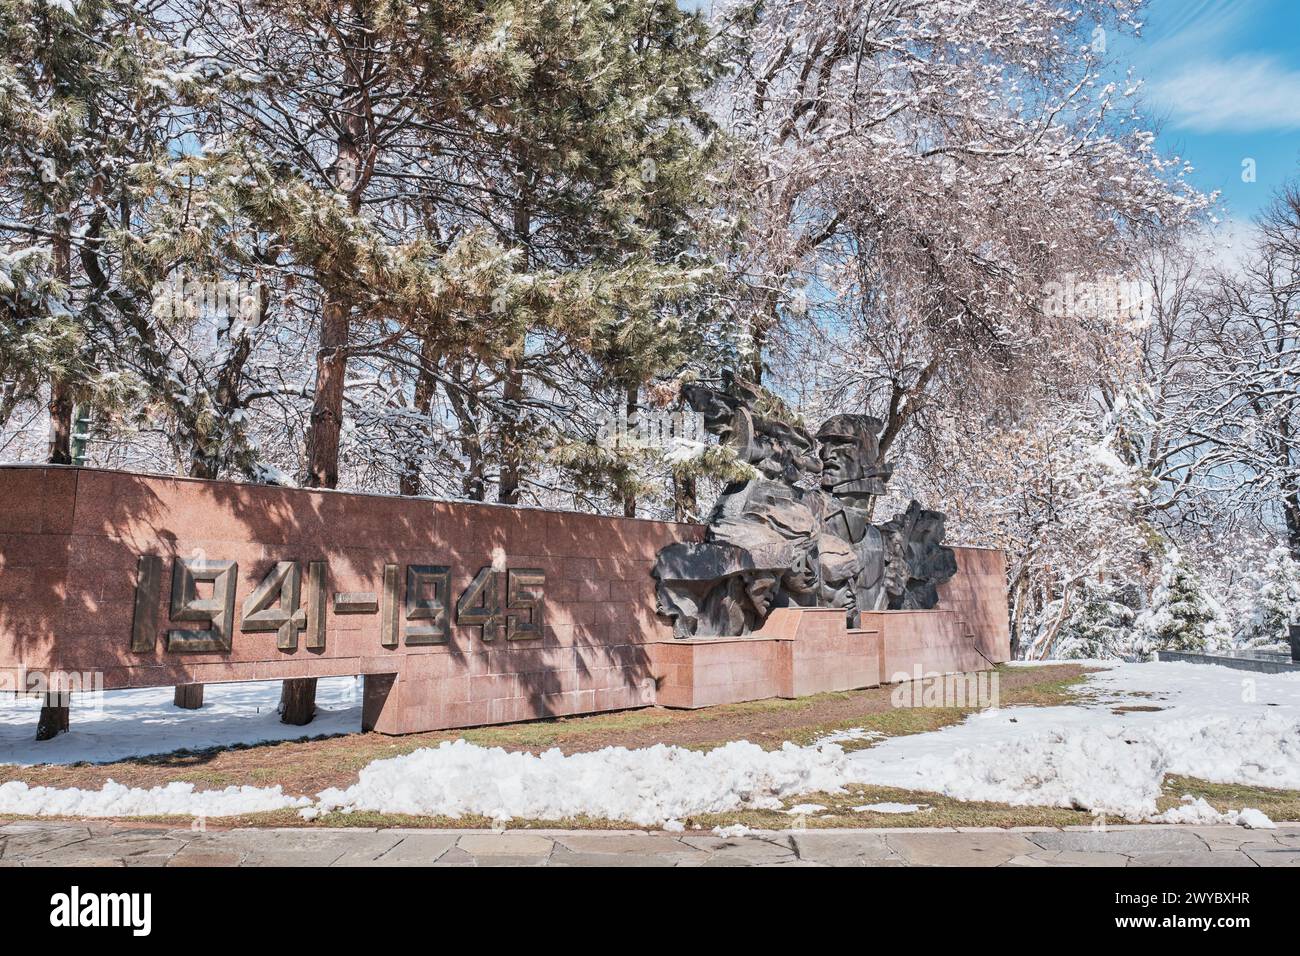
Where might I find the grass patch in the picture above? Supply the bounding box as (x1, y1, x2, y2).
(1158, 775, 1300, 822)
(1111, 705, 1165, 714)
(997, 667, 1097, 707)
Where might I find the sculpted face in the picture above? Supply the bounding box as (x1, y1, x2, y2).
(744, 571, 780, 618)
(818, 435, 859, 489)
(816, 415, 887, 494)
(816, 532, 859, 615)
(781, 540, 819, 599)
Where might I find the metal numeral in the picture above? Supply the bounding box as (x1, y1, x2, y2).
(130, 555, 162, 652)
(136, 555, 546, 653)
(167, 557, 238, 652)
(405, 565, 450, 645)
(241, 561, 306, 650)
(505, 569, 545, 641)
(456, 566, 500, 641)
(381, 563, 400, 648)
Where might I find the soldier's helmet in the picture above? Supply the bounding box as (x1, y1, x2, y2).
(815, 414, 893, 494)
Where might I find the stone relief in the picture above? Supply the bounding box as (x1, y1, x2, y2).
(652, 373, 957, 637)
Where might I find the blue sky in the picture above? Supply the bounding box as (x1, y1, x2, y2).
(1114, 0, 1300, 226)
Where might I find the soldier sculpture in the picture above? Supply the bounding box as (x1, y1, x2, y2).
(652, 373, 957, 637)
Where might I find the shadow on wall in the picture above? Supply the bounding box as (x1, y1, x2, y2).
(0, 466, 704, 724)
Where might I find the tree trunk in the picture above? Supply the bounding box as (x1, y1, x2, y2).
(622, 383, 638, 518)
(673, 472, 697, 523)
(498, 157, 532, 506)
(278, 678, 317, 726)
(47, 379, 74, 465)
(306, 298, 350, 490)
(399, 337, 440, 496)
(47, 224, 74, 465)
(173, 683, 204, 709)
(35, 692, 70, 741)
(463, 446, 486, 500)
(188, 450, 219, 481)
(497, 356, 525, 504)
(445, 365, 486, 500)
(305, 19, 365, 492)
(1282, 474, 1300, 562)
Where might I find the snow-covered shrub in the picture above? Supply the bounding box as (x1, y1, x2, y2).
(1237, 546, 1300, 648)
(1134, 552, 1230, 656)
(1049, 578, 1141, 661)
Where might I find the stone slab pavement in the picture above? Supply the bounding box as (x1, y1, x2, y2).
(1, 822, 1298, 866)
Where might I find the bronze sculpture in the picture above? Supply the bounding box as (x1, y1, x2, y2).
(652, 373, 957, 637)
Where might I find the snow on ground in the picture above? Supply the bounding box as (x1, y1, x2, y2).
(1154, 796, 1277, 828)
(0, 780, 309, 817)
(785, 803, 827, 815)
(0, 661, 1294, 824)
(846, 661, 1300, 820)
(0, 677, 363, 766)
(305, 739, 851, 826)
(853, 802, 930, 814)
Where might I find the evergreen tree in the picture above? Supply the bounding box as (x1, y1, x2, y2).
(1240, 546, 1300, 648)
(1051, 578, 1139, 661)
(174, 0, 722, 502)
(429, 0, 723, 508)
(0, 0, 174, 459)
(1136, 552, 1230, 655)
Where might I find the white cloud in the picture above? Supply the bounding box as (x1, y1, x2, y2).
(1153, 55, 1300, 132)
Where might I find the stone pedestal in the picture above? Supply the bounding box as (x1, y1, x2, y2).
(173, 683, 204, 709)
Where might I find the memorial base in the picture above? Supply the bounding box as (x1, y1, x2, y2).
(360, 606, 998, 732)
(0, 467, 1010, 739)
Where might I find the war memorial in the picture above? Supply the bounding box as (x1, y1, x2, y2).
(0, 374, 1008, 739)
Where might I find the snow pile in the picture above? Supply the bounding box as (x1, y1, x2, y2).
(0, 677, 362, 766)
(0, 779, 309, 818)
(846, 661, 1300, 819)
(1154, 796, 1276, 829)
(1152, 712, 1300, 791)
(307, 739, 853, 825)
(851, 715, 1167, 817)
(853, 803, 929, 814)
(0, 661, 1294, 826)
(712, 824, 751, 838)
(785, 803, 827, 815)
(1233, 808, 1278, 829)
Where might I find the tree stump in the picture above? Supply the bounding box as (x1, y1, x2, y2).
(35, 692, 70, 741)
(174, 684, 204, 709)
(279, 678, 317, 726)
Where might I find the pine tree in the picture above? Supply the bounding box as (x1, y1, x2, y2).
(1241, 546, 1300, 648)
(0, 0, 169, 459)
(1051, 578, 1139, 661)
(1136, 552, 1230, 655)
(437, 0, 723, 508)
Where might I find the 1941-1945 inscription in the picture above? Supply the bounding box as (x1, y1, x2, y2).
(128, 556, 545, 654)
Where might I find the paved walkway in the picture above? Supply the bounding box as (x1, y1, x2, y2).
(1, 822, 1298, 866)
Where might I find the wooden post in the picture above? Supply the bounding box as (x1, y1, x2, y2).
(173, 684, 204, 709)
(279, 678, 317, 726)
(35, 692, 70, 741)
